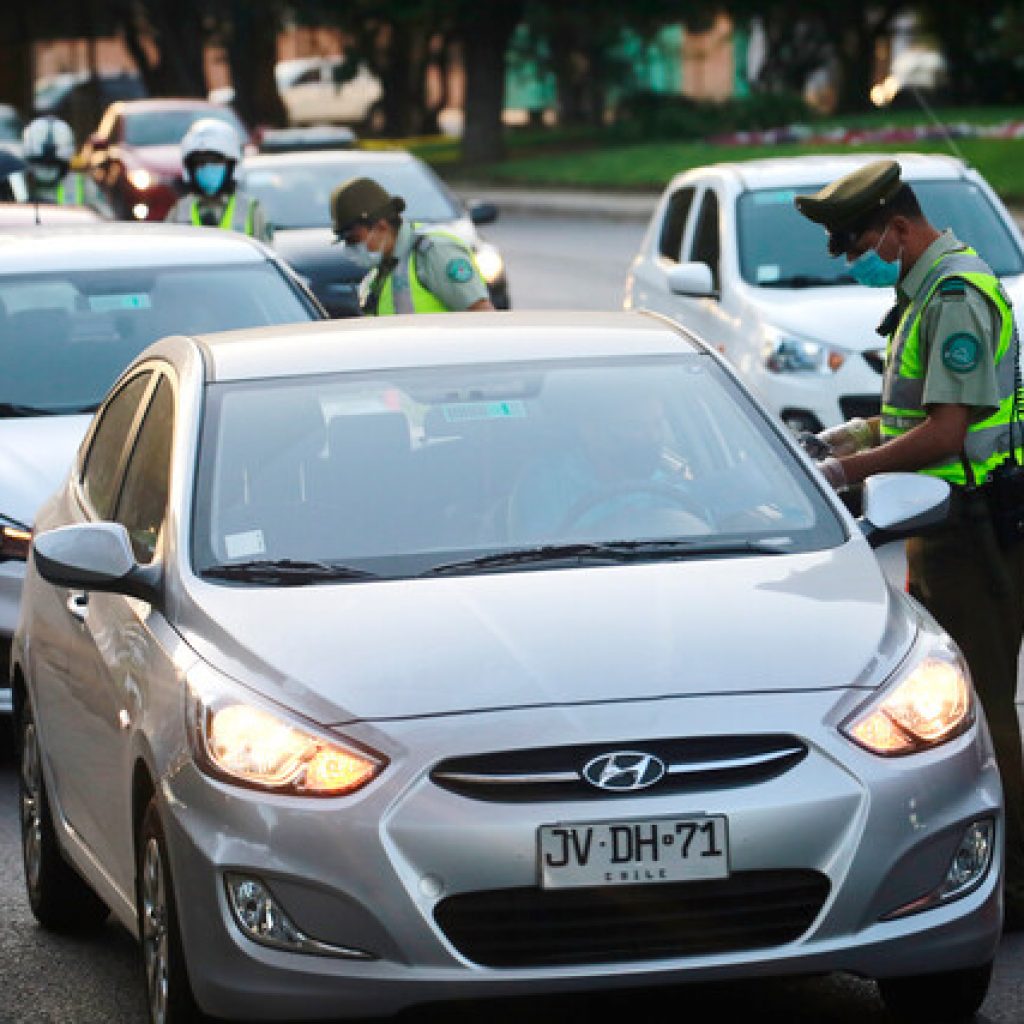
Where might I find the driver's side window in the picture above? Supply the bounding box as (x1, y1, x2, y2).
(689, 189, 721, 292)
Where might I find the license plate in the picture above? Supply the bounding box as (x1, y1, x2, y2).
(538, 815, 729, 889)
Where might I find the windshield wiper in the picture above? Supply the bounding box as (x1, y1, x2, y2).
(201, 558, 379, 585)
(760, 274, 853, 288)
(421, 538, 793, 576)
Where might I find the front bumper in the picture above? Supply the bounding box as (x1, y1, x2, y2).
(162, 691, 1001, 1021)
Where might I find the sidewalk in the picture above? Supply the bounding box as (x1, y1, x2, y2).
(449, 183, 660, 221)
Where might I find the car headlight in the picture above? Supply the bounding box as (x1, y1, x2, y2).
(187, 664, 386, 796)
(127, 168, 155, 191)
(762, 326, 848, 374)
(841, 637, 974, 756)
(474, 243, 504, 285)
(1, 519, 32, 562)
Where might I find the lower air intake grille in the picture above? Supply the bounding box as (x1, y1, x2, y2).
(434, 870, 829, 968)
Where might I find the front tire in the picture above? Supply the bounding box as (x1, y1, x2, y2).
(878, 962, 993, 1023)
(18, 701, 110, 932)
(137, 799, 207, 1024)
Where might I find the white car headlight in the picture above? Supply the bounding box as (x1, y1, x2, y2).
(474, 243, 504, 285)
(762, 326, 848, 374)
(841, 637, 974, 756)
(187, 664, 386, 795)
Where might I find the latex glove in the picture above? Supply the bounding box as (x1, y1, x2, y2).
(816, 417, 875, 458)
(817, 456, 847, 492)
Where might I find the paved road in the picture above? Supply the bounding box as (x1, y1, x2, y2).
(2, 207, 1024, 1022)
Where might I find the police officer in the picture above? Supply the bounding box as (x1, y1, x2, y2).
(164, 118, 271, 243)
(18, 115, 110, 214)
(795, 159, 1024, 926)
(329, 176, 495, 314)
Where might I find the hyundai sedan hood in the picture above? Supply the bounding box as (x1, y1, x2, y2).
(179, 541, 915, 725)
(0, 415, 90, 525)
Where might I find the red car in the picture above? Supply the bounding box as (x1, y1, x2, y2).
(81, 98, 251, 222)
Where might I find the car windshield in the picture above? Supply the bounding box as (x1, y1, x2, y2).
(737, 178, 1024, 287)
(241, 158, 461, 229)
(124, 108, 248, 147)
(0, 263, 311, 414)
(193, 354, 845, 581)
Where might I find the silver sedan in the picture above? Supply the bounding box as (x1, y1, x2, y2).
(12, 311, 1000, 1024)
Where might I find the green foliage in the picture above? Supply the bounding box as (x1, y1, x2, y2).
(613, 89, 811, 141)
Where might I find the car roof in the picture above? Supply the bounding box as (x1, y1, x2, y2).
(193, 311, 704, 383)
(110, 98, 231, 115)
(0, 202, 101, 225)
(243, 149, 417, 169)
(0, 222, 271, 274)
(677, 151, 969, 191)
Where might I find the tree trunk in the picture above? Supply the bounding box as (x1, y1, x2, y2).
(224, 0, 287, 128)
(0, 5, 33, 116)
(146, 0, 208, 97)
(459, 0, 523, 164)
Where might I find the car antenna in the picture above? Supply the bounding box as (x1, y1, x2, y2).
(907, 83, 969, 166)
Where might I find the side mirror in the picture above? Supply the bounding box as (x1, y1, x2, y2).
(858, 473, 950, 549)
(469, 201, 498, 226)
(32, 522, 160, 603)
(667, 261, 715, 297)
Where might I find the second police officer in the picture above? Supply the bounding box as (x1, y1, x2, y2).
(164, 117, 272, 243)
(329, 176, 494, 314)
(795, 158, 1024, 927)
(17, 115, 110, 214)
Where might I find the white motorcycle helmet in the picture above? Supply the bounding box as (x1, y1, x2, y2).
(22, 116, 75, 184)
(180, 118, 242, 196)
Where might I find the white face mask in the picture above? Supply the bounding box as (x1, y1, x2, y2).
(345, 241, 383, 271)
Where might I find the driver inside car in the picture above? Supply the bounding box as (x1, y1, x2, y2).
(507, 387, 711, 543)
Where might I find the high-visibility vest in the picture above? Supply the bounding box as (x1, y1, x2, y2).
(373, 229, 477, 315)
(189, 194, 257, 236)
(880, 245, 1023, 485)
(55, 173, 86, 205)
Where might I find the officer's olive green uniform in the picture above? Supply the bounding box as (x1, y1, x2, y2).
(27, 170, 112, 218)
(360, 221, 489, 315)
(797, 161, 1024, 909)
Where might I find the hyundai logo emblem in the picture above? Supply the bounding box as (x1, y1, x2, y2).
(582, 751, 666, 791)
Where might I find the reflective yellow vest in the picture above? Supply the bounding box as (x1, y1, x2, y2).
(373, 229, 476, 315)
(189, 194, 257, 236)
(55, 173, 86, 205)
(880, 245, 1022, 485)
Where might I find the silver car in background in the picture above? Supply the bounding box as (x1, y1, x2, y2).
(13, 311, 999, 1024)
(0, 224, 324, 714)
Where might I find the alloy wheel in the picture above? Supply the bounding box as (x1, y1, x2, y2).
(141, 836, 170, 1024)
(19, 720, 43, 894)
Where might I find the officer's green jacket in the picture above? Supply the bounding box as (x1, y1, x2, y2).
(164, 189, 272, 244)
(361, 221, 489, 315)
(881, 230, 1022, 486)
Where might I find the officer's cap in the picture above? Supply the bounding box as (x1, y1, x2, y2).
(794, 159, 904, 255)
(330, 177, 405, 236)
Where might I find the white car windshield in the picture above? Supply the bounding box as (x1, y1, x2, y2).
(241, 159, 461, 229)
(737, 179, 1024, 287)
(193, 354, 846, 581)
(0, 263, 311, 415)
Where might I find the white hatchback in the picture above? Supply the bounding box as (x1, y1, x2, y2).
(624, 152, 1024, 433)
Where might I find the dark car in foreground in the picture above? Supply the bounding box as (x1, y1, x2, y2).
(241, 148, 509, 316)
(12, 309, 1001, 1024)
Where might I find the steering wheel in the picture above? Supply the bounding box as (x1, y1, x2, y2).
(557, 481, 708, 533)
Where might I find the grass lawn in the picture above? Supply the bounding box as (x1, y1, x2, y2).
(377, 105, 1024, 203)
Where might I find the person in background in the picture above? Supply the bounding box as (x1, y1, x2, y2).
(18, 115, 111, 215)
(329, 175, 494, 314)
(164, 118, 271, 243)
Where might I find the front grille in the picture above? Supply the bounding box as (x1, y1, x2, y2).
(431, 735, 807, 803)
(434, 870, 830, 967)
(839, 394, 880, 420)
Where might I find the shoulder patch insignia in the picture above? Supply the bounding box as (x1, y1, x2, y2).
(446, 256, 474, 283)
(941, 332, 981, 373)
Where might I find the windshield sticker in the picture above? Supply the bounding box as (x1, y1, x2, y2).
(88, 293, 152, 312)
(756, 264, 781, 283)
(225, 529, 266, 559)
(442, 400, 527, 422)
(753, 189, 798, 205)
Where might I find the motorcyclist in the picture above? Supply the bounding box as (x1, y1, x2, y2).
(17, 115, 110, 214)
(164, 118, 271, 243)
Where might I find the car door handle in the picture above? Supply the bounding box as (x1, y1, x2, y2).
(67, 591, 89, 622)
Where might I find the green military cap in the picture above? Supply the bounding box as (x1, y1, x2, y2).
(794, 159, 904, 254)
(329, 176, 405, 236)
